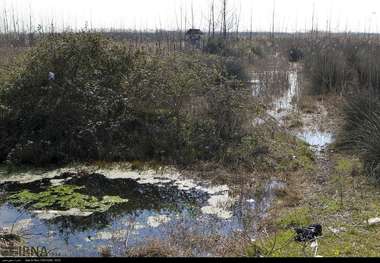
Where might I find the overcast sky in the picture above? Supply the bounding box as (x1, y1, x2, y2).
(1, 0, 379, 33)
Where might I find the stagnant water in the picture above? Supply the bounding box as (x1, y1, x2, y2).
(0, 69, 333, 257)
(0, 165, 285, 257)
(251, 69, 334, 151)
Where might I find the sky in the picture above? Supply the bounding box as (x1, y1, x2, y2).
(0, 0, 379, 33)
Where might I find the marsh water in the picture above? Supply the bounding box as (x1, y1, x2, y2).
(0, 68, 333, 257)
(0, 165, 286, 256)
(251, 69, 334, 150)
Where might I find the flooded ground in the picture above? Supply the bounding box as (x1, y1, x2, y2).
(254, 68, 335, 152)
(0, 165, 285, 256)
(0, 66, 333, 257)
(295, 130, 334, 151)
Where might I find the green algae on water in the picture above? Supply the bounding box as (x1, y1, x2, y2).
(8, 184, 128, 213)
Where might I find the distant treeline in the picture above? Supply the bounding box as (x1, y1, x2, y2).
(2, 28, 380, 48)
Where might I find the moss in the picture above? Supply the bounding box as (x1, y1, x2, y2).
(249, 152, 380, 257)
(274, 186, 302, 207)
(277, 207, 313, 228)
(283, 112, 304, 129)
(247, 230, 309, 257)
(318, 196, 341, 214)
(335, 156, 362, 175)
(249, 225, 380, 257)
(8, 184, 128, 213)
(273, 133, 315, 173)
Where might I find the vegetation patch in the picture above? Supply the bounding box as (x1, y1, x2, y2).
(265, 132, 315, 173)
(335, 92, 380, 180)
(0, 33, 263, 171)
(8, 184, 128, 213)
(248, 153, 380, 257)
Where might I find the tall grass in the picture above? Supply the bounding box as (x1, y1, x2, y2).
(337, 91, 380, 180)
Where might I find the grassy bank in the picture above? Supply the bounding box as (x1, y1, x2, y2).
(247, 147, 380, 257)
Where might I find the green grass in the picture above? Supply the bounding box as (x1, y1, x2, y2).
(247, 154, 380, 257)
(273, 133, 316, 173)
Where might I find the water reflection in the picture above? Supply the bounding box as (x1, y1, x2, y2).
(0, 171, 282, 256)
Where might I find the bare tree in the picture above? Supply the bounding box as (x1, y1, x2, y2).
(212, 0, 215, 37)
(235, 2, 242, 40)
(191, 0, 195, 29)
(250, 9, 253, 40)
(271, 0, 276, 40)
(311, 2, 315, 33)
(3, 7, 9, 34)
(222, 0, 227, 39)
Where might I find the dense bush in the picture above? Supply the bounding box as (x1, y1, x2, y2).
(0, 33, 258, 167)
(302, 37, 380, 180)
(0, 33, 136, 163)
(337, 91, 380, 180)
(123, 52, 256, 165)
(303, 37, 380, 96)
(203, 38, 231, 55)
(304, 43, 354, 95)
(223, 57, 250, 81)
(288, 47, 304, 62)
(203, 38, 250, 81)
(353, 44, 380, 91)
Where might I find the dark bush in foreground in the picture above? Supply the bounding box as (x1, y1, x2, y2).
(0, 33, 259, 167)
(337, 91, 380, 180)
(0, 33, 135, 164)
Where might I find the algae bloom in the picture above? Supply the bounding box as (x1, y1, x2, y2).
(8, 184, 128, 215)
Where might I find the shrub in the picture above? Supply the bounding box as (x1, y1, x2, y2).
(0, 33, 259, 168)
(123, 52, 257, 165)
(203, 38, 231, 55)
(337, 91, 380, 180)
(288, 47, 304, 62)
(353, 45, 380, 91)
(304, 44, 354, 95)
(0, 33, 136, 164)
(223, 57, 250, 81)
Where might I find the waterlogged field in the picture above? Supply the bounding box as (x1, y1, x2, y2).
(0, 67, 333, 256)
(4, 37, 378, 256)
(0, 163, 287, 256)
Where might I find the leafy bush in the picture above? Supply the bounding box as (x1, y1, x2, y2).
(123, 52, 256, 165)
(0, 33, 259, 168)
(203, 38, 230, 55)
(223, 57, 250, 81)
(0, 33, 136, 164)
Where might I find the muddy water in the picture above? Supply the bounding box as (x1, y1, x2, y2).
(256, 69, 334, 151)
(0, 165, 284, 257)
(295, 130, 333, 151)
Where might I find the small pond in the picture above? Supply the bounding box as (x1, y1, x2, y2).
(0, 165, 284, 256)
